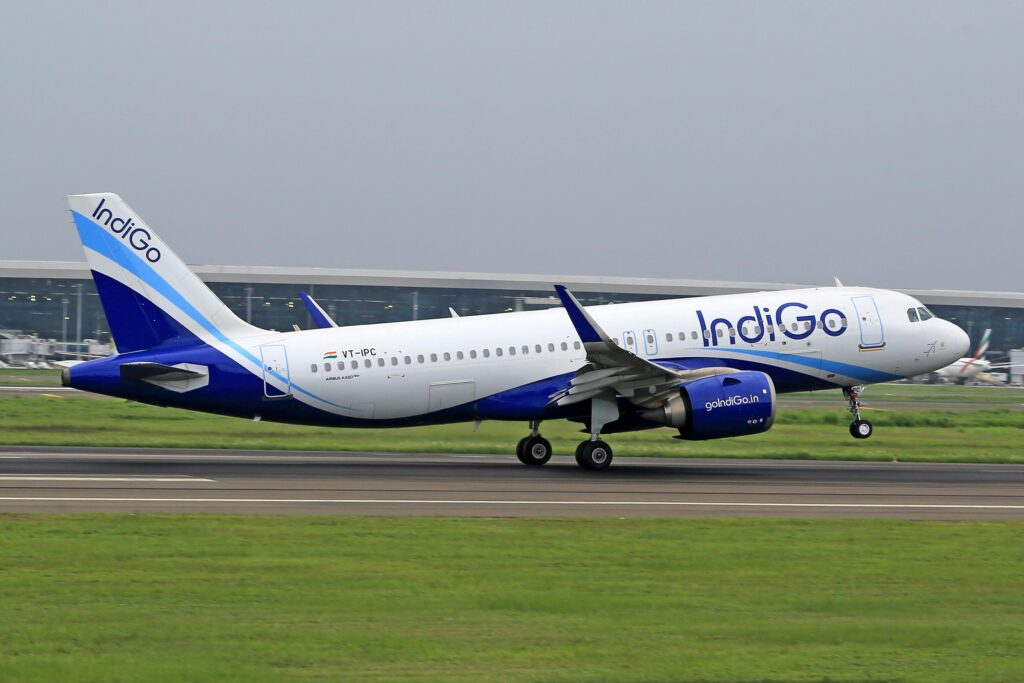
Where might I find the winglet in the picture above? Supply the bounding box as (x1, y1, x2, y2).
(300, 292, 338, 328)
(553, 285, 606, 344)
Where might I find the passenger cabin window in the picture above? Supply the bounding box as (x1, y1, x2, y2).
(508, 346, 516, 356)
(324, 362, 331, 371)
(691, 331, 698, 340)
(417, 354, 424, 363)
(351, 360, 358, 370)
(404, 356, 411, 365)
(364, 359, 371, 368)
(378, 358, 385, 367)
(430, 353, 438, 362)
(496, 348, 503, 357)
(522, 345, 529, 355)
(547, 343, 555, 352)
(483, 349, 490, 358)
(470, 350, 477, 359)
(457, 351, 464, 360)
(917, 307, 933, 321)
(907, 308, 919, 322)
(560, 342, 568, 351)
(535, 344, 542, 353)
(310, 364, 318, 373)
(443, 352, 451, 361)
(391, 357, 398, 366)
(666, 333, 673, 342)
(573, 341, 581, 350)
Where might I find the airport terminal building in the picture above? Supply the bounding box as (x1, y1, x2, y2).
(2, 260, 1023, 361)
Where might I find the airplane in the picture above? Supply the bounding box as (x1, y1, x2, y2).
(933, 328, 1021, 384)
(61, 193, 971, 470)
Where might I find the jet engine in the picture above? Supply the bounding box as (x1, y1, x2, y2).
(641, 371, 776, 440)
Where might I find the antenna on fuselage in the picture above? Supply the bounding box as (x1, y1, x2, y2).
(833, 277, 845, 287)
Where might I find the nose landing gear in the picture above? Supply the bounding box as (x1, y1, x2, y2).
(844, 385, 873, 439)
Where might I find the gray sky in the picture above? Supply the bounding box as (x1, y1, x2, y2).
(1, 1, 1022, 291)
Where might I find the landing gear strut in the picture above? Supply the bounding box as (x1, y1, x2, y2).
(574, 392, 617, 470)
(516, 420, 552, 466)
(843, 385, 873, 439)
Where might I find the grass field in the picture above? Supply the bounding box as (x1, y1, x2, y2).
(0, 515, 1021, 683)
(2, 394, 1023, 463)
(0, 368, 62, 386)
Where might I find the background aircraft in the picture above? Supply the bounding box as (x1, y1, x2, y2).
(934, 329, 1022, 383)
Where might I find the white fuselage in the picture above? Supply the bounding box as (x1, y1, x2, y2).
(242, 286, 968, 423)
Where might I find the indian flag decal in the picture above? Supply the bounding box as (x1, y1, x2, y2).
(323, 351, 338, 360)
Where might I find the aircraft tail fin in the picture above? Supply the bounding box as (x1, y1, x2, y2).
(67, 193, 263, 353)
(974, 328, 991, 361)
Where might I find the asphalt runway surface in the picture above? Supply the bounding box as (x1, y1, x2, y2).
(1, 446, 1023, 519)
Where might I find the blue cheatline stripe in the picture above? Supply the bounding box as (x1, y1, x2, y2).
(72, 211, 349, 410)
(723, 348, 902, 383)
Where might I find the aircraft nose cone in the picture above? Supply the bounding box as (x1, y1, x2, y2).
(950, 323, 970, 359)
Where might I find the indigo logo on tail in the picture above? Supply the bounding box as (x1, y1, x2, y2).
(91, 198, 162, 263)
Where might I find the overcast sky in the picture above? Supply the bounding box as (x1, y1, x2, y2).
(1, 2, 1021, 291)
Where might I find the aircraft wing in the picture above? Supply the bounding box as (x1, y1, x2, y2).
(550, 285, 733, 408)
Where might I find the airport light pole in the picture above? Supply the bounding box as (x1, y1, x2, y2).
(75, 283, 82, 343)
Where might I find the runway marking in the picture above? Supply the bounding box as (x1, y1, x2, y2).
(0, 497, 1022, 510)
(0, 476, 214, 482)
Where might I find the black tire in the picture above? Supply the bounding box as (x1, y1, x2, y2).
(576, 440, 613, 470)
(515, 436, 531, 464)
(518, 436, 552, 466)
(574, 441, 587, 467)
(850, 420, 873, 439)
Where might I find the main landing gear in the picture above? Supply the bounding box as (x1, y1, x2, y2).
(575, 439, 613, 471)
(843, 385, 873, 439)
(516, 392, 620, 470)
(516, 420, 552, 466)
(514, 427, 614, 470)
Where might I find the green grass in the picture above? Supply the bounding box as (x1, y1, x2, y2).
(0, 515, 1022, 682)
(0, 368, 61, 386)
(784, 382, 1024, 405)
(2, 395, 1024, 463)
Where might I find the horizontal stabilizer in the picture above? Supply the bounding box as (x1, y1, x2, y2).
(120, 362, 209, 393)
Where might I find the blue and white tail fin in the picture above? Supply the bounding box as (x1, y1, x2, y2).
(68, 193, 264, 353)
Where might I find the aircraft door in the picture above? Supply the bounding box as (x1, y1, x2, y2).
(260, 344, 291, 398)
(643, 328, 658, 356)
(623, 331, 638, 354)
(851, 296, 885, 349)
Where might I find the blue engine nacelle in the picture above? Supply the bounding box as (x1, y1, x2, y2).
(643, 371, 776, 440)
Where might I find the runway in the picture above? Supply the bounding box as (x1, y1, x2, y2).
(1, 446, 1023, 519)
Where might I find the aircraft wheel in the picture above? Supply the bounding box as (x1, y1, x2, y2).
(517, 436, 552, 466)
(516, 436, 531, 462)
(850, 420, 873, 439)
(575, 440, 613, 470)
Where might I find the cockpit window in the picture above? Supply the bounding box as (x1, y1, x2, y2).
(907, 308, 919, 322)
(917, 307, 933, 321)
